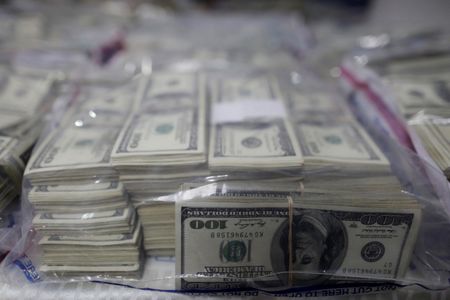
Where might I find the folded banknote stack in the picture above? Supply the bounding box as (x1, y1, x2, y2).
(0, 74, 55, 212)
(176, 181, 421, 289)
(25, 81, 144, 277)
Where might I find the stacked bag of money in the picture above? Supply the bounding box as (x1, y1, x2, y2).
(0, 73, 56, 212)
(24, 80, 144, 277)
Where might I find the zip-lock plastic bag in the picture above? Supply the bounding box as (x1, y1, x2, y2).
(1, 65, 449, 297)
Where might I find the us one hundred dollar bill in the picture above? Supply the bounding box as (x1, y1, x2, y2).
(111, 72, 207, 167)
(176, 186, 421, 290)
(208, 75, 303, 171)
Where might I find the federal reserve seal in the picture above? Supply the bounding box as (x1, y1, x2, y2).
(221, 240, 247, 262)
(324, 134, 342, 145)
(74, 139, 94, 147)
(241, 137, 262, 149)
(361, 241, 385, 262)
(155, 123, 174, 134)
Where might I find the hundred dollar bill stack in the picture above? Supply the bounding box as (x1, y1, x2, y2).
(25, 81, 144, 277)
(284, 89, 393, 175)
(283, 88, 414, 209)
(208, 75, 303, 172)
(112, 72, 208, 256)
(176, 182, 421, 289)
(0, 74, 55, 212)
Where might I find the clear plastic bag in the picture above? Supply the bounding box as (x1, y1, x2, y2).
(1, 65, 449, 297)
(1, 6, 449, 298)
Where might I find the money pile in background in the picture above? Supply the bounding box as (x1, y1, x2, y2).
(0, 74, 55, 212)
(176, 181, 421, 289)
(391, 80, 450, 118)
(375, 52, 450, 180)
(410, 117, 450, 180)
(25, 81, 144, 277)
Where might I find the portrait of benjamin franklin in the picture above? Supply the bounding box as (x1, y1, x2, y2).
(270, 210, 347, 287)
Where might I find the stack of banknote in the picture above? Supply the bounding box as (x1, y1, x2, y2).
(391, 79, 450, 118)
(25, 80, 144, 277)
(111, 73, 210, 255)
(208, 75, 304, 172)
(111, 73, 208, 202)
(175, 181, 421, 289)
(0, 74, 55, 212)
(385, 60, 450, 180)
(284, 89, 393, 175)
(410, 116, 450, 180)
(33, 206, 143, 277)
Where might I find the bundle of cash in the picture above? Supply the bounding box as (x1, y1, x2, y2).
(285, 90, 393, 175)
(379, 52, 450, 82)
(383, 64, 450, 180)
(0, 74, 55, 212)
(28, 181, 127, 213)
(25, 81, 137, 184)
(391, 79, 450, 118)
(111, 72, 209, 255)
(294, 120, 391, 174)
(176, 182, 421, 289)
(25, 80, 144, 277)
(208, 75, 304, 171)
(410, 117, 450, 180)
(0, 75, 53, 133)
(111, 73, 209, 202)
(112, 72, 207, 173)
(35, 208, 143, 277)
(137, 202, 176, 257)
